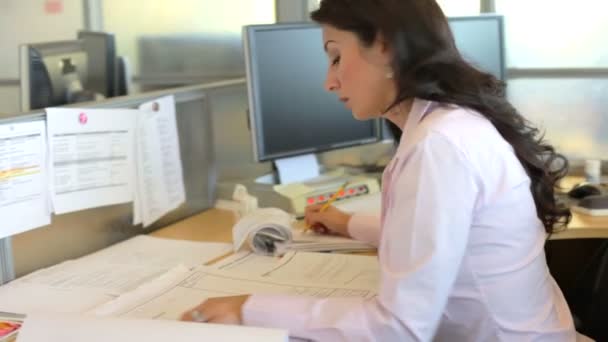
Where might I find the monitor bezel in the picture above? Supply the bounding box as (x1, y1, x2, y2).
(243, 23, 380, 163)
(20, 40, 89, 112)
(448, 14, 507, 81)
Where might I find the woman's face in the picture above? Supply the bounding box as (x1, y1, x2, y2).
(322, 25, 396, 120)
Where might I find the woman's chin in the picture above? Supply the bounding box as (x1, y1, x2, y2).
(351, 110, 379, 121)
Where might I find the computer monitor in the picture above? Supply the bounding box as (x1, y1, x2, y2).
(19, 32, 120, 112)
(449, 14, 506, 81)
(382, 14, 506, 141)
(243, 23, 380, 163)
(77, 31, 117, 97)
(20, 40, 89, 111)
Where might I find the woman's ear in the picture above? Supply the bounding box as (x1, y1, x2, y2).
(372, 33, 393, 66)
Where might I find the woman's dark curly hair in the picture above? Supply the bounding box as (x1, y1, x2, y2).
(312, 0, 571, 232)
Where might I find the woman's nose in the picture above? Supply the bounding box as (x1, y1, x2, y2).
(324, 72, 339, 92)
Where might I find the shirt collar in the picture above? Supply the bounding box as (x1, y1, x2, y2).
(401, 98, 436, 135)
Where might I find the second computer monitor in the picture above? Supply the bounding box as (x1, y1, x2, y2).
(381, 14, 506, 141)
(244, 24, 380, 163)
(449, 15, 506, 81)
(20, 40, 89, 112)
(20, 31, 120, 112)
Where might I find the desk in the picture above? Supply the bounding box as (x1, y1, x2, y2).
(551, 214, 608, 240)
(151, 207, 608, 244)
(151, 209, 234, 243)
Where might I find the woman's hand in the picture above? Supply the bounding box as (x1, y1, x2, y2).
(304, 204, 352, 237)
(180, 295, 250, 325)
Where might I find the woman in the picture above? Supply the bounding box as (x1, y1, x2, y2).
(181, 0, 576, 340)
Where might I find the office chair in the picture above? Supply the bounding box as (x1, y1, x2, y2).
(569, 240, 608, 341)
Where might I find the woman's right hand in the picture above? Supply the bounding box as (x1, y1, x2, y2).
(304, 204, 352, 237)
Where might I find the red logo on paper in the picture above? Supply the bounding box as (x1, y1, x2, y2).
(78, 112, 88, 125)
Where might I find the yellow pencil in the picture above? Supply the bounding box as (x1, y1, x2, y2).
(303, 181, 349, 234)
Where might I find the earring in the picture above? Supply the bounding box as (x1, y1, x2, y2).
(385, 71, 394, 79)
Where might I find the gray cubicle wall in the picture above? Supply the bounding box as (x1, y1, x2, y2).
(3, 77, 393, 282)
(137, 34, 246, 91)
(203, 79, 394, 183)
(4, 80, 244, 279)
(205, 80, 273, 181)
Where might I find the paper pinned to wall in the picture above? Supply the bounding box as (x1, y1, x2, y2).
(46, 108, 137, 214)
(134, 95, 186, 227)
(0, 120, 50, 238)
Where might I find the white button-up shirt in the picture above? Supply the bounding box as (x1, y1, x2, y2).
(242, 99, 575, 341)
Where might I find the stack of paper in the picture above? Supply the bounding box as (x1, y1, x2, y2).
(18, 314, 288, 342)
(214, 251, 380, 290)
(90, 264, 377, 320)
(133, 96, 186, 226)
(232, 207, 375, 256)
(0, 236, 231, 315)
(89, 250, 379, 321)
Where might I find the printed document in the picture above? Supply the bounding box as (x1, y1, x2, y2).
(46, 108, 137, 214)
(0, 282, 113, 315)
(91, 265, 376, 320)
(0, 120, 50, 238)
(215, 251, 380, 290)
(18, 313, 288, 342)
(81, 235, 232, 270)
(134, 96, 185, 227)
(0, 236, 231, 314)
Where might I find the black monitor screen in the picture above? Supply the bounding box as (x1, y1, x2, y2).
(244, 24, 379, 162)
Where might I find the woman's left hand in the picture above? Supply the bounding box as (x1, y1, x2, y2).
(180, 295, 250, 325)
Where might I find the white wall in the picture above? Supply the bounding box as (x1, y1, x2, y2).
(0, 0, 85, 78)
(0, 0, 85, 113)
(0, 87, 20, 116)
(102, 0, 275, 77)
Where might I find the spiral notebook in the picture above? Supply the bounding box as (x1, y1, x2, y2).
(232, 208, 375, 256)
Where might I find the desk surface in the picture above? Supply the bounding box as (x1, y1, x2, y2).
(152, 207, 608, 243)
(151, 209, 235, 243)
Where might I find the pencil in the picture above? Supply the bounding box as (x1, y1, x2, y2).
(303, 181, 349, 234)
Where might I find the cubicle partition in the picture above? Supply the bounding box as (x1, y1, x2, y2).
(1, 80, 246, 282)
(1, 77, 393, 284)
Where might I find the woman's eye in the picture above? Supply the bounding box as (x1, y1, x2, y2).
(332, 56, 341, 66)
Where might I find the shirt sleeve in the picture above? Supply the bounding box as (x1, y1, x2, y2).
(347, 213, 381, 246)
(242, 132, 478, 341)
